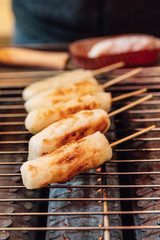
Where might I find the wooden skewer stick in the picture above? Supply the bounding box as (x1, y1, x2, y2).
(102, 124, 155, 237)
(92, 61, 125, 76)
(102, 67, 142, 89)
(108, 94, 152, 117)
(110, 125, 155, 147)
(112, 88, 147, 102)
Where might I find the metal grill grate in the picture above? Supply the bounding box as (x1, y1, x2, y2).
(0, 66, 160, 240)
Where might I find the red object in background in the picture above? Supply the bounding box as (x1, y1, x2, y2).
(69, 36, 160, 69)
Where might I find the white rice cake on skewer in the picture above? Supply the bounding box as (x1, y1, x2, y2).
(28, 109, 110, 160)
(25, 92, 111, 134)
(21, 132, 112, 189)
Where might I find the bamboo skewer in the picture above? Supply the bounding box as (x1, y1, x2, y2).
(102, 92, 151, 238)
(92, 61, 125, 76)
(112, 88, 147, 102)
(108, 94, 152, 117)
(110, 125, 155, 147)
(102, 124, 155, 236)
(102, 67, 142, 89)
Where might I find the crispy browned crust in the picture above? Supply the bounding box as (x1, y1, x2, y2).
(28, 109, 110, 160)
(25, 92, 111, 134)
(21, 132, 112, 189)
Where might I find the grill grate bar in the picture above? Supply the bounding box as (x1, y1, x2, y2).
(1, 128, 157, 133)
(132, 127, 160, 131)
(0, 83, 30, 88)
(110, 84, 160, 90)
(1, 226, 160, 231)
(128, 109, 160, 113)
(0, 122, 24, 125)
(0, 140, 28, 144)
(1, 138, 160, 144)
(0, 151, 28, 154)
(0, 197, 160, 201)
(114, 148, 160, 152)
(0, 162, 23, 165)
(0, 97, 23, 101)
(0, 159, 159, 164)
(0, 158, 159, 165)
(1, 171, 160, 177)
(0, 105, 24, 109)
(133, 137, 160, 141)
(122, 78, 160, 83)
(116, 118, 160, 122)
(0, 131, 29, 135)
(0, 184, 160, 189)
(0, 94, 158, 102)
(114, 92, 160, 97)
(0, 113, 27, 117)
(1, 118, 160, 124)
(1, 90, 23, 95)
(1, 210, 160, 216)
(0, 148, 159, 154)
(110, 158, 160, 163)
(1, 110, 160, 117)
(110, 66, 160, 76)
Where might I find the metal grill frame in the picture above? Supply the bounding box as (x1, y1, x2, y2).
(0, 66, 160, 239)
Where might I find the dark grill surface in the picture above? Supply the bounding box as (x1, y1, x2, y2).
(0, 66, 160, 240)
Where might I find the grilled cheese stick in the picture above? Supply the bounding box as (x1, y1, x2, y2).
(25, 92, 111, 134)
(21, 132, 112, 189)
(24, 78, 103, 112)
(22, 69, 93, 101)
(28, 109, 110, 160)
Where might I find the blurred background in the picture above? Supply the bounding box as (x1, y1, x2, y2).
(0, 0, 160, 47)
(0, 0, 14, 45)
